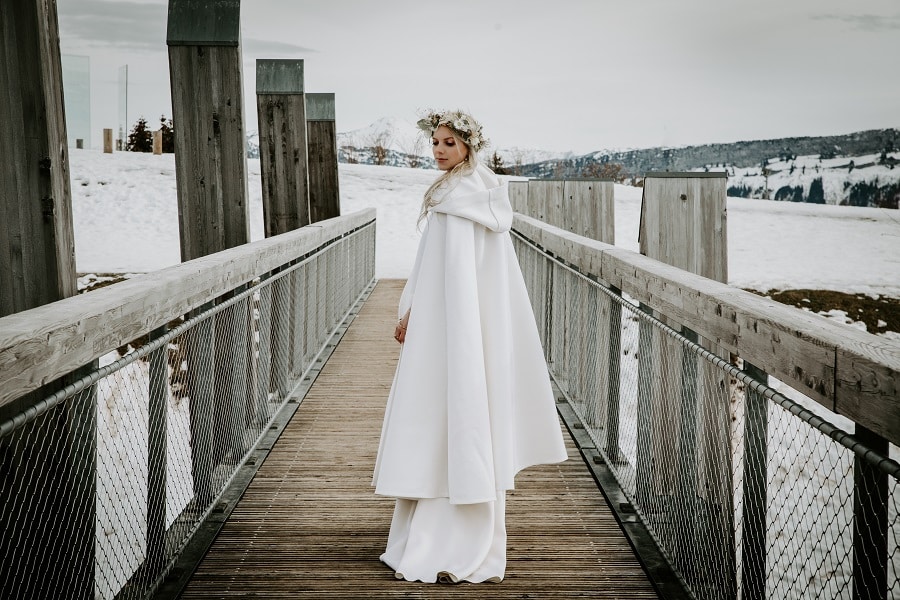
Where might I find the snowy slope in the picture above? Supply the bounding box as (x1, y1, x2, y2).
(70, 148, 900, 300)
(706, 151, 900, 207)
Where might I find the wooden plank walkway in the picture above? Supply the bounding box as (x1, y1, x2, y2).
(180, 279, 658, 598)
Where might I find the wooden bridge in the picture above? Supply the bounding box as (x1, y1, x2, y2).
(3, 1, 899, 599)
(173, 280, 659, 599)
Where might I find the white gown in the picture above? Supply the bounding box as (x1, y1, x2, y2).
(373, 164, 568, 583)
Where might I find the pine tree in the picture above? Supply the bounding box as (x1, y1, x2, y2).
(126, 116, 153, 152)
(489, 151, 507, 175)
(159, 115, 175, 153)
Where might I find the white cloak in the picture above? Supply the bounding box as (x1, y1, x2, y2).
(373, 164, 568, 505)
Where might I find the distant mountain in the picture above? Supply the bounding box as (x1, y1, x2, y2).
(516, 128, 900, 208)
(518, 128, 898, 176)
(335, 116, 572, 170)
(248, 122, 899, 208)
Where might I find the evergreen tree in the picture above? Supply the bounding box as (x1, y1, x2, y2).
(489, 151, 507, 174)
(159, 115, 175, 153)
(126, 116, 153, 152)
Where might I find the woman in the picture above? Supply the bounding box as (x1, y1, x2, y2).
(373, 110, 567, 583)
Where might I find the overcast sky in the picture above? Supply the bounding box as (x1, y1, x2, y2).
(58, 0, 900, 154)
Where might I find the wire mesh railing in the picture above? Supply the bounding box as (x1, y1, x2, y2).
(512, 230, 899, 600)
(0, 218, 375, 599)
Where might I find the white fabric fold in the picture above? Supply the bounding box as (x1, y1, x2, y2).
(373, 163, 568, 506)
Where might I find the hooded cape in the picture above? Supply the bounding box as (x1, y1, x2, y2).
(373, 164, 567, 505)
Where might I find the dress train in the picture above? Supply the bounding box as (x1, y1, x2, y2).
(380, 490, 506, 583)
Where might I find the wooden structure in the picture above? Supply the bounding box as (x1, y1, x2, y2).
(512, 211, 900, 599)
(103, 128, 113, 153)
(176, 281, 659, 599)
(636, 171, 733, 590)
(166, 0, 249, 262)
(639, 172, 727, 282)
(511, 212, 900, 447)
(256, 59, 310, 235)
(0, 209, 375, 599)
(0, 0, 93, 595)
(510, 179, 614, 244)
(166, 0, 250, 498)
(306, 92, 341, 223)
(0, 0, 77, 317)
(153, 129, 162, 154)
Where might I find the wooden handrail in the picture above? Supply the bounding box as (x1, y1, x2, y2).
(512, 213, 900, 447)
(0, 209, 376, 408)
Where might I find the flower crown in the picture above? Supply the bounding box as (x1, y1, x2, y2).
(416, 110, 487, 153)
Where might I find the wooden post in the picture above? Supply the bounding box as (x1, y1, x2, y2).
(742, 361, 768, 600)
(568, 179, 615, 243)
(103, 127, 113, 153)
(167, 0, 250, 499)
(166, 0, 249, 261)
(508, 180, 528, 213)
(853, 425, 889, 600)
(639, 172, 727, 282)
(147, 326, 168, 576)
(523, 179, 614, 244)
(604, 286, 622, 463)
(256, 58, 310, 235)
(306, 93, 340, 222)
(0, 0, 93, 596)
(639, 171, 733, 595)
(152, 129, 162, 154)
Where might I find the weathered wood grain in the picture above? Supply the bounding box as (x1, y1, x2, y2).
(256, 59, 309, 235)
(168, 42, 250, 261)
(306, 93, 340, 223)
(512, 213, 900, 446)
(640, 175, 727, 284)
(180, 280, 658, 598)
(0, 210, 375, 408)
(0, 0, 76, 317)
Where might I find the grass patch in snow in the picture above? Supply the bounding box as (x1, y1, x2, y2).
(752, 288, 900, 334)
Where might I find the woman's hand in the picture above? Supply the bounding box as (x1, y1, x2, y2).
(394, 310, 410, 344)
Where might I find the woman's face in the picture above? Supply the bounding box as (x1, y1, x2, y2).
(432, 125, 469, 171)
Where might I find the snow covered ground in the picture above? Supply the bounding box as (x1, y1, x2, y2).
(70, 147, 900, 299)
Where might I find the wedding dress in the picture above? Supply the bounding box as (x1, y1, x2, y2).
(373, 163, 567, 583)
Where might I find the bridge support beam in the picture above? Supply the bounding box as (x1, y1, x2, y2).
(306, 93, 341, 223)
(0, 0, 95, 597)
(257, 59, 310, 235)
(637, 172, 734, 596)
(741, 361, 768, 600)
(853, 425, 889, 600)
(166, 0, 251, 512)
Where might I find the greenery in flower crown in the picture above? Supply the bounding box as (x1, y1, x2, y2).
(416, 110, 488, 153)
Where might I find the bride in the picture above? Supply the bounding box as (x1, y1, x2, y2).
(372, 110, 567, 583)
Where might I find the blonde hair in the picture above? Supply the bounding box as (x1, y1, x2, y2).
(418, 132, 478, 225)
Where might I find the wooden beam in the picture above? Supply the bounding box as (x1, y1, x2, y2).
(256, 59, 309, 235)
(167, 0, 249, 261)
(0, 0, 76, 317)
(306, 93, 340, 223)
(0, 209, 375, 409)
(0, 0, 92, 595)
